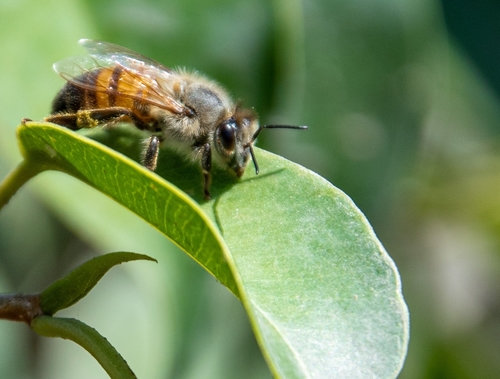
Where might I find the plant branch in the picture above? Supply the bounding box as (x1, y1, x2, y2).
(0, 294, 42, 323)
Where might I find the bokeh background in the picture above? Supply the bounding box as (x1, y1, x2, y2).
(1, 0, 500, 378)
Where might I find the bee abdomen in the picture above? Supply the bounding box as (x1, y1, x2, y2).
(52, 83, 80, 114)
(51, 71, 99, 114)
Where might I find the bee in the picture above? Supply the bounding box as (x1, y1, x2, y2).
(45, 39, 307, 199)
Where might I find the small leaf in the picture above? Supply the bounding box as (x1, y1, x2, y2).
(40, 252, 156, 315)
(31, 315, 136, 379)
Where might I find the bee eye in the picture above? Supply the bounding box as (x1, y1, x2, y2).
(219, 121, 236, 152)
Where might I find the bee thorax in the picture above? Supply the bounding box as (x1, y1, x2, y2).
(183, 84, 228, 130)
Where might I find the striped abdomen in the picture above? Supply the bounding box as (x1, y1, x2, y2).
(51, 66, 153, 127)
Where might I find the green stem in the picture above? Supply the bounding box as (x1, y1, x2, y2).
(0, 160, 45, 211)
(31, 316, 137, 379)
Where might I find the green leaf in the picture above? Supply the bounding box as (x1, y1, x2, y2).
(31, 315, 136, 379)
(40, 252, 157, 316)
(16, 121, 408, 378)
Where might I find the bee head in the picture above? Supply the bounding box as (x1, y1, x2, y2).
(214, 105, 259, 178)
(214, 104, 308, 178)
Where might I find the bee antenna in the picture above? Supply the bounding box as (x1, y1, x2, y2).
(248, 124, 307, 174)
(264, 124, 308, 129)
(248, 144, 260, 174)
(251, 124, 308, 142)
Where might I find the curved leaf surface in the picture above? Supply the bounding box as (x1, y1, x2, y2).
(16, 122, 408, 378)
(203, 156, 409, 378)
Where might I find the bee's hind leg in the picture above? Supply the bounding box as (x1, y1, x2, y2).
(45, 107, 144, 130)
(45, 112, 82, 130)
(142, 135, 161, 171)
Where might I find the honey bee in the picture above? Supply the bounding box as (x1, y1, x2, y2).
(45, 39, 307, 199)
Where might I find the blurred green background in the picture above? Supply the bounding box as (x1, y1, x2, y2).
(1, 0, 500, 378)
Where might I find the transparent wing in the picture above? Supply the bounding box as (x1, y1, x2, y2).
(52, 39, 187, 115)
(78, 39, 174, 81)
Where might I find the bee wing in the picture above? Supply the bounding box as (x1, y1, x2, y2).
(52, 40, 188, 115)
(78, 39, 174, 80)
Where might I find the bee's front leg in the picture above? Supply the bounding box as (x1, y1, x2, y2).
(201, 142, 212, 200)
(142, 135, 161, 171)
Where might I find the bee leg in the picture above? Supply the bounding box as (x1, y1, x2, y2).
(142, 135, 161, 171)
(201, 143, 212, 200)
(45, 113, 81, 130)
(86, 107, 149, 129)
(46, 107, 148, 130)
